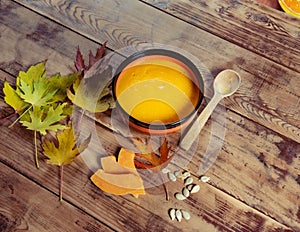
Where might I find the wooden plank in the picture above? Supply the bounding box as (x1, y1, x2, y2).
(142, 0, 300, 73)
(74, 101, 300, 230)
(94, 105, 300, 230)
(0, 0, 104, 76)
(0, 114, 293, 232)
(189, 109, 300, 230)
(10, 0, 300, 145)
(0, 1, 299, 230)
(0, 162, 113, 231)
(0, 70, 295, 231)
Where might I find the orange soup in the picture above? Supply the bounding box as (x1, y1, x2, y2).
(115, 60, 200, 125)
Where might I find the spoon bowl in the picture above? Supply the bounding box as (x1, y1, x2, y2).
(214, 70, 241, 96)
(180, 69, 241, 150)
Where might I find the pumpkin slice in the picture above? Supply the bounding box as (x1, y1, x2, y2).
(117, 148, 138, 171)
(101, 155, 137, 175)
(91, 148, 145, 197)
(91, 169, 145, 198)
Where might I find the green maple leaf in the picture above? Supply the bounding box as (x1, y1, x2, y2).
(4, 62, 54, 126)
(16, 61, 46, 86)
(20, 103, 68, 169)
(3, 62, 50, 120)
(47, 72, 80, 102)
(5, 61, 77, 128)
(20, 104, 68, 135)
(42, 124, 90, 200)
(14, 62, 78, 105)
(18, 77, 57, 107)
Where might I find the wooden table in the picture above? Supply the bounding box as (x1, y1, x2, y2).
(1, 0, 299, 231)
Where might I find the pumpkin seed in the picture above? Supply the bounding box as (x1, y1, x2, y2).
(174, 170, 182, 177)
(176, 209, 182, 222)
(182, 187, 190, 198)
(175, 192, 186, 200)
(186, 184, 194, 191)
(181, 210, 191, 220)
(168, 172, 176, 182)
(182, 171, 191, 179)
(169, 208, 176, 221)
(200, 175, 210, 183)
(161, 168, 170, 174)
(184, 177, 193, 185)
(190, 184, 200, 194)
(169, 208, 191, 222)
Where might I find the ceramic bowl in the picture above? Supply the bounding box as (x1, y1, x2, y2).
(112, 49, 204, 134)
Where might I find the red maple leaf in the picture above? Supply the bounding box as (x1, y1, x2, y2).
(74, 41, 107, 73)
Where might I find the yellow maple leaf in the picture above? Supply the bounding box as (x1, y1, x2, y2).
(42, 123, 90, 200)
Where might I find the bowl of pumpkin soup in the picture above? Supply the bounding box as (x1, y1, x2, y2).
(112, 49, 204, 134)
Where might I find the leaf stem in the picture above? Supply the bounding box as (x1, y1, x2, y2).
(8, 105, 32, 128)
(34, 130, 40, 169)
(159, 172, 169, 201)
(59, 165, 64, 201)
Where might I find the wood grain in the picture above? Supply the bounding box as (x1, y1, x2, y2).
(94, 110, 300, 231)
(11, 0, 300, 145)
(0, 0, 104, 76)
(0, 69, 296, 231)
(86, 107, 300, 229)
(142, 0, 300, 72)
(0, 0, 299, 231)
(0, 112, 293, 231)
(0, 162, 113, 232)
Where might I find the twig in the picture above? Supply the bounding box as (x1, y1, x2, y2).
(160, 172, 169, 201)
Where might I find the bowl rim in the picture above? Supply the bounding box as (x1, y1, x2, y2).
(112, 48, 204, 131)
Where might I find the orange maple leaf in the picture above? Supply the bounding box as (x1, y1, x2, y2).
(133, 137, 173, 172)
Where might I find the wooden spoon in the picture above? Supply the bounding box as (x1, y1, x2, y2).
(180, 69, 241, 150)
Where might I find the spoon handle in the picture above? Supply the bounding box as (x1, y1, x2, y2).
(180, 93, 223, 150)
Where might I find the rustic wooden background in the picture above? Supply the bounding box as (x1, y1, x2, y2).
(0, 0, 299, 231)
